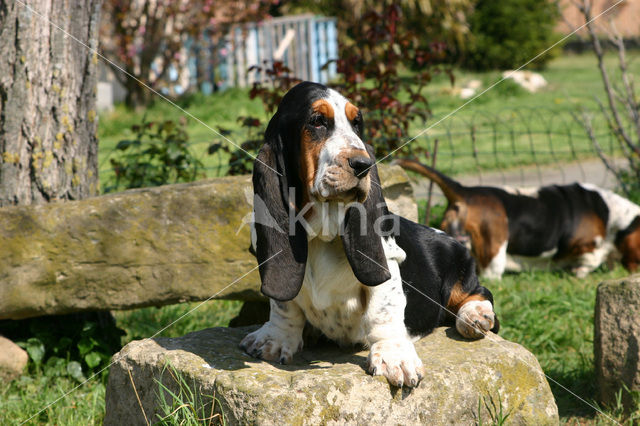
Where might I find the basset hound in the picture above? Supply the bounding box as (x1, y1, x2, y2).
(240, 82, 499, 388)
(395, 159, 640, 279)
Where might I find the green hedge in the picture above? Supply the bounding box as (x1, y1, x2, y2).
(464, 0, 561, 70)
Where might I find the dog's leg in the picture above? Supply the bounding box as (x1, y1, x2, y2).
(572, 239, 614, 278)
(363, 261, 425, 388)
(240, 299, 305, 364)
(480, 240, 507, 280)
(447, 284, 497, 339)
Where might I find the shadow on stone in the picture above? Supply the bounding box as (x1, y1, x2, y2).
(105, 326, 559, 425)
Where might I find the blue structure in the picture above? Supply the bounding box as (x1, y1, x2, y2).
(187, 14, 338, 93)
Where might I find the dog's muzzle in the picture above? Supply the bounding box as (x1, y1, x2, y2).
(348, 155, 374, 179)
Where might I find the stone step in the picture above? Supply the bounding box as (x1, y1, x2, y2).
(595, 273, 640, 411)
(104, 326, 558, 425)
(0, 165, 416, 319)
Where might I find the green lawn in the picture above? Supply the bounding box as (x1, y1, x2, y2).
(407, 52, 634, 175)
(97, 51, 638, 189)
(493, 268, 631, 423)
(4, 266, 633, 424)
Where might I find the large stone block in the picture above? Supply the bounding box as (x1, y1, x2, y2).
(595, 274, 640, 409)
(104, 327, 558, 425)
(0, 165, 416, 319)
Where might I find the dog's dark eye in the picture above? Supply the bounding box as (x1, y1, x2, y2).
(309, 114, 327, 128)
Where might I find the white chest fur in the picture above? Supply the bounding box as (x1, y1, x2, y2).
(294, 238, 368, 345)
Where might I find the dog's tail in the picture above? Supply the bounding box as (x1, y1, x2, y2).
(393, 158, 465, 203)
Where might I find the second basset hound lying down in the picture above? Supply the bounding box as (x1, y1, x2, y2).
(396, 159, 640, 279)
(240, 82, 499, 388)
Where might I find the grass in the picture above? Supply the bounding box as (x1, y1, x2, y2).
(492, 268, 628, 423)
(1, 300, 241, 426)
(96, 51, 640, 190)
(0, 375, 106, 425)
(155, 363, 225, 425)
(406, 52, 639, 175)
(112, 300, 243, 343)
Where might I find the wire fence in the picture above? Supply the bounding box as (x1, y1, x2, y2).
(98, 105, 621, 192)
(402, 106, 621, 188)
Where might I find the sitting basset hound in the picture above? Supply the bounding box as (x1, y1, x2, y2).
(395, 159, 640, 279)
(240, 82, 499, 388)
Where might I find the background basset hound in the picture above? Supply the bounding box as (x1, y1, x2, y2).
(395, 159, 640, 279)
(240, 82, 499, 388)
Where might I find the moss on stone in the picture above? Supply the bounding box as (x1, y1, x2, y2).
(104, 327, 558, 425)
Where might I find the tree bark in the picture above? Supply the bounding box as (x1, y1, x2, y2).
(0, 0, 101, 207)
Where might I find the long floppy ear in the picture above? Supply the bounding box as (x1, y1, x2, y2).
(252, 119, 308, 301)
(341, 144, 392, 286)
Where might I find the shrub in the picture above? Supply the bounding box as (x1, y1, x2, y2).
(331, 3, 445, 159)
(106, 118, 204, 192)
(464, 0, 560, 70)
(0, 312, 124, 382)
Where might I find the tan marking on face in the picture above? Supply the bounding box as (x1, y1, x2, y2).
(441, 201, 467, 239)
(312, 99, 335, 119)
(299, 128, 325, 206)
(337, 148, 372, 202)
(299, 99, 335, 202)
(446, 282, 487, 314)
(563, 213, 607, 257)
(618, 225, 640, 272)
(335, 148, 370, 166)
(345, 102, 359, 121)
(442, 196, 508, 269)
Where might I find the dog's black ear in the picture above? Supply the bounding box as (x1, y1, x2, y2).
(253, 116, 308, 301)
(341, 144, 391, 286)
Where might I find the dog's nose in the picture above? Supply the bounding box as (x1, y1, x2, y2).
(348, 156, 374, 178)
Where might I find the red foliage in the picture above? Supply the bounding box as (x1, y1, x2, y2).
(239, 3, 452, 162)
(330, 3, 451, 158)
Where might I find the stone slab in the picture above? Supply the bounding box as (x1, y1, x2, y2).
(595, 274, 640, 409)
(104, 326, 558, 425)
(0, 165, 416, 319)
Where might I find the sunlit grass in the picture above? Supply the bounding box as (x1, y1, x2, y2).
(96, 52, 640, 190)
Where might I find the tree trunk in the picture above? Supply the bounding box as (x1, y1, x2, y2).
(0, 0, 101, 207)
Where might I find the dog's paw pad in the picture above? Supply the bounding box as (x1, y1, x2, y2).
(456, 300, 495, 339)
(367, 339, 424, 388)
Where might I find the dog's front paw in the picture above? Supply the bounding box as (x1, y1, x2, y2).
(240, 322, 303, 364)
(367, 339, 425, 388)
(456, 300, 495, 339)
(572, 265, 591, 279)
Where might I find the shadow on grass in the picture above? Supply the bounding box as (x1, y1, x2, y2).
(547, 366, 597, 419)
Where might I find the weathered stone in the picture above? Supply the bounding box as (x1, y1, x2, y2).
(104, 327, 558, 425)
(595, 274, 640, 409)
(0, 336, 28, 382)
(377, 164, 418, 222)
(0, 165, 415, 319)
